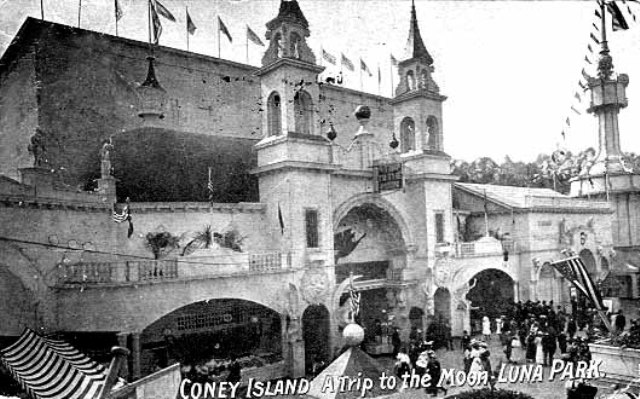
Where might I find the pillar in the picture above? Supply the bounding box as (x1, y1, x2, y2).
(131, 332, 141, 380)
(116, 332, 130, 381)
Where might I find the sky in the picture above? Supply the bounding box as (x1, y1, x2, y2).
(1, 0, 640, 163)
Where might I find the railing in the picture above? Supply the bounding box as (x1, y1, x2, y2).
(452, 239, 517, 257)
(335, 261, 389, 283)
(58, 252, 291, 286)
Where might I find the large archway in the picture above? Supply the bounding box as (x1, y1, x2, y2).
(140, 298, 282, 377)
(302, 304, 330, 374)
(467, 269, 514, 334)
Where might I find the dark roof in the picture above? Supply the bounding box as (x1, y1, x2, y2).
(266, 0, 309, 30)
(403, 0, 433, 65)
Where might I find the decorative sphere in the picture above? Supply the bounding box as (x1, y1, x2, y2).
(354, 105, 371, 120)
(390, 136, 399, 149)
(326, 123, 337, 141)
(342, 323, 365, 347)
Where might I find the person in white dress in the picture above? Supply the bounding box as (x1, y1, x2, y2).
(495, 317, 502, 335)
(482, 316, 492, 342)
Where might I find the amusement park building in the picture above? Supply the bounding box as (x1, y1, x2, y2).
(0, 0, 631, 382)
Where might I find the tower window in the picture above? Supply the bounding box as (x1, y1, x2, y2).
(426, 116, 439, 150)
(305, 209, 319, 248)
(400, 117, 416, 153)
(406, 70, 416, 91)
(268, 92, 282, 136)
(435, 212, 445, 244)
(290, 32, 302, 59)
(294, 90, 313, 135)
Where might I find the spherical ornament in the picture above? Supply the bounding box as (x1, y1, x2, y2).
(342, 322, 365, 347)
(390, 135, 399, 149)
(354, 105, 371, 120)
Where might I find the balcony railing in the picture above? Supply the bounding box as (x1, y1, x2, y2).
(57, 252, 291, 286)
(451, 239, 516, 258)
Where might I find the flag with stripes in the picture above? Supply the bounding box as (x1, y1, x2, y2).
(349, 276, 361, 317)
(322, 49, 336, 65)
(341, 53, 354, 71)
(218, 16, 233, 42)
(360, 58, 372, 76)
(187, 9, 197, 35)
(607, 1, 630, 30)
(550, 256, 605, 310)
(0, 329, 115, 399)
(247, 25, 264, 46)
(207, 167, 214, 202)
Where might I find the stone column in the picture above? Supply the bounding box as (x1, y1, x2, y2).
(116, 332, 130, 381)
(131, 332, 141, 380)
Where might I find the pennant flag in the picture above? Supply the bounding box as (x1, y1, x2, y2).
(585, 55, 592, 65)
(590, 32, 600, 44)
(550, 256, 605, 310)
(571, 105, 581, 115)
(360, 58, 372, 76)
(341, 53, 354, 71)
(247, 25, 264, 46)
(582, 68, 591, 81)
(579, 80, 587, 90)
(115, 0, 123, 21)
(595, 9, 602, 19)
(349, 275, 361, 317)
(218, 16, 233, 42)
(334, 228, 367, 262)
(378, 65, 382, 83)
(322, 48, 336, 65)
(155, 0, 176, 22)
(592, 22, 599, 31)
(390, 53, 398, 66)
(561, 130, 566, 140)
(607, 1, 630, 30)
(574, 92, 581, 101)
(187, 9, 197, 35)
(566, 117, 571, 127)
(150, 1, 163, 44)
(627, 5, 637, 22)
(278, 203, 285, 235)
(587, 43, 593, 53)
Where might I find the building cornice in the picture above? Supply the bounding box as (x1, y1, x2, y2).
(254, 58, 325, 77)
(389, 89, 447, 105)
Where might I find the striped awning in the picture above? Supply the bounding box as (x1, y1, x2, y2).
(0, 329, 107, 399)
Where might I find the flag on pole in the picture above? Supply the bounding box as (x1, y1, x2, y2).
(115, 0, 123, 21)
(218, 16, 233, 42)
(155, 0, 176, 22)
(150, 1, 163, 44)
(348, 274, 361, 317)
(341, 53, 354, 71)
(278, 203, 285, 235)
(360, 58, 372, 76)
(574, 92, 581, 101)
(187, 9, 197, 35)
(322, 49, 336, 65)
(550, 256, 605, 310)
(207, 167, 214, 202)
(607, 1, 630, 30)
(378, 65, 382, 84)
(390, 53, 398, 66)
(247, 25, 264, 46)
(595, 9, 602, 19)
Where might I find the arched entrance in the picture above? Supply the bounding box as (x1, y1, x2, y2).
(467, 269, 514, 334)
(409, 307, 424, 338)
(302, 304, 330, 374)
(333, 201, 407, 350)
(140, 298, 282, 377)
(537, 262, 556, 302)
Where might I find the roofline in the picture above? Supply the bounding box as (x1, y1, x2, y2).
(453, 183, 515, 210)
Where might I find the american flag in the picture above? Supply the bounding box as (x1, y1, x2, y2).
(550, 256, 604, 310)
(349, 275, 361, 318)
(207, 167, 214, 202)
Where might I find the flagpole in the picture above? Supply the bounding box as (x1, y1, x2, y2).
(78, 0, 82, 28)
(246, 27, 249, 64)
(40, 0, 44, 20)
(484, 189, 489, 237)
(389, 58, 394, 97)
(359, 59, 363, 91)
(186, 7, 189, 52)
(115, 4, 119, 37)
(218, 17, 221, 58)
(147, 0, 152, 47)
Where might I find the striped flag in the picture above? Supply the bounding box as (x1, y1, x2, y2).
(322, 49, 336, 65)
(0, 329, 115, 399)
(349, 275, 361, 317)
(550, 256, 605, 310)
(207, 167, 214, 202)
(247, 25, 264, 46)
(341, 53, 354, 71)
(607, 1, 630, 30)
(218, 16, 233, 42)
(187, 9, 197, 35)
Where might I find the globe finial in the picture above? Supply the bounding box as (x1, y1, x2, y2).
(342, 322, 365, 347)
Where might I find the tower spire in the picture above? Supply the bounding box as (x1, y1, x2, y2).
(597, 0, 614, 80)
(403, 0, 433, 65)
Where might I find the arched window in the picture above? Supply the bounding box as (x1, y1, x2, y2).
(420, 70, 429, 89)
(274, 33, 283, 58)
(406, 71, 415, 91)
(426, 116, 439, 150)
(400, 117, 415, 153)
(294, 90, 313, 135)
(268, 91, 281, 136)
(290, 32, 302, 59)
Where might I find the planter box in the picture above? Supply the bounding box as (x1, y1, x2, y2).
(589, 343, 640, 386)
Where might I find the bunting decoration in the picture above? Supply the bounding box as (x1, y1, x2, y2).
(571, 105, 581, 115)
(607, 1, 630, 30)
(322, 49, 336, 65)
(341, 53, 354, 71)
(590, 32, 600, 44)
(247, 25, 264, 46)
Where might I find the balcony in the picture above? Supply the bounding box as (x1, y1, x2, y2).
(56, 252, 292, 286)
(448, 237, 516, 258)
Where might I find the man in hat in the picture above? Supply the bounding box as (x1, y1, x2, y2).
(425, 350, 447, 397)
